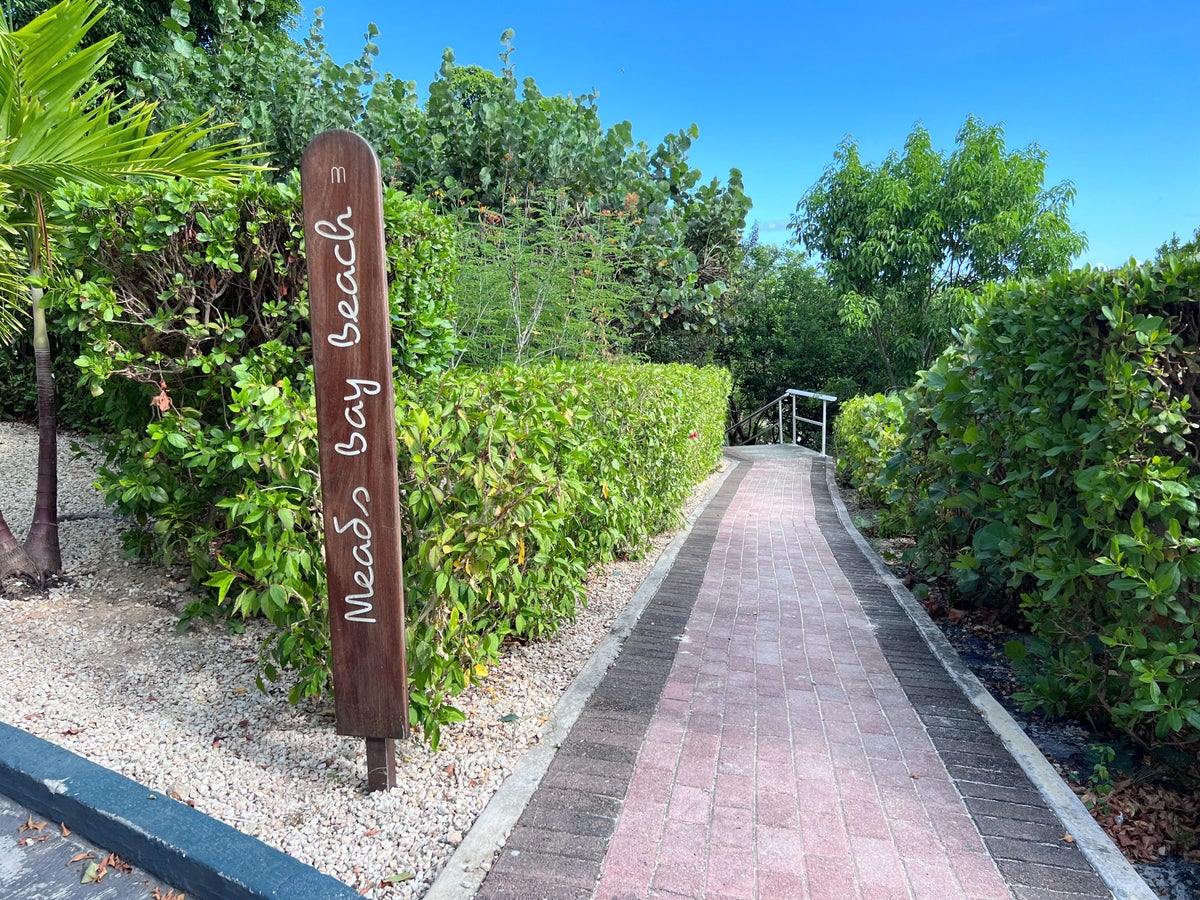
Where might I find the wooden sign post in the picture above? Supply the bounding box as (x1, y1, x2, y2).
(301, 130, 409, 792)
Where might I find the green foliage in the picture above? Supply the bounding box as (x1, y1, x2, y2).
(397, 362, 727, 743)
(721, 243, 889, 428)
(1157, 227, 1200, 261)
(793, 116, 1086, 387)
(884, 257, 1200, 749)
(82, 358, 727, 747)
(131, 0, 415, 175)
(50, 175, 457, 423)
(133, 12, 750, 348)
(451, 193, 635, 367)
(400, 44, 750, 348)
(7, 0, 300, 93)
(833, 393, 905, 508)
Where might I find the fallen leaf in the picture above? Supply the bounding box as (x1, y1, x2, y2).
(1062, 833, 1076, 843)
(61, 727, 84, 736)
(380, 871, 414, 885)
(60, 822, 71, 836)
(362, 828, 379, 837)
(103, 853, 133, 874)
(442, 764, 456, 777)
(68, 852, 94, 865)
(19, 814, 46, 833)
(499, 713, 520, 723)
(81, 862, 104, 884)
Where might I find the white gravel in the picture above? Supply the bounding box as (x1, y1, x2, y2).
(0, 420, 720, 897)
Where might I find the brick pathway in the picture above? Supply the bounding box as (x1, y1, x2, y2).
(477, 450, 1117, 899)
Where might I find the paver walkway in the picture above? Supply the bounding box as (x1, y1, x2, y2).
(477, 449, 1122, 899)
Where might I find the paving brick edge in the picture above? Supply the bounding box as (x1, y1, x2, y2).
(424, 459, 741, 900)
(821, 462, 1156, 900)
(0, 721, 360, 900)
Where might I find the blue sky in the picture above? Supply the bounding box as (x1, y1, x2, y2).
(300, 1, 1199, 268)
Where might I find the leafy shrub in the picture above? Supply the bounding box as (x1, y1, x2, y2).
(44, 172, 731, 747)
(450, 193, 635, 367)
(50, 174, 458, 428)
(721, 246, 890, 433)
(833, 393, 905, 506)
(94, 361, 728, 747)
(884, 258, 1200, 748)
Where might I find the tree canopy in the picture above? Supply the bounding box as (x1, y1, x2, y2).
(7, 0, 299, 91)
(792, 117, 1086, 386)
(130, 10, 750, 352)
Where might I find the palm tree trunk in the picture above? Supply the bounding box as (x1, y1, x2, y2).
(24, 264, 61, 575)
(0, 507, 38, 583)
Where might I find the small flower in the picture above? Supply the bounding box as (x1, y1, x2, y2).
(688, 430, 698, 440)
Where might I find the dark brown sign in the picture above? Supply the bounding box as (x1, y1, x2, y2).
(301, 131, 409, 781)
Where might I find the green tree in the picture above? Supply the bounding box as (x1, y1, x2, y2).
(1157, 227, 1200, 260)
(792, 117, 1086, 387)
(0, 0, 256, 582)
(134, 14, 750, 351)
(131, 0, 415, 175)
(6, 0, 299, 92)
(721, 243, 888, 437)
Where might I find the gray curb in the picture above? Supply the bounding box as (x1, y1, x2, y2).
(0, 721, 359, 900)
(823, 463, 1156, 900)
(425, 460, 740, 900)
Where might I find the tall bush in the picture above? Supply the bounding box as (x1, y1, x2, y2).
(91, 361, 728, 746)
(833, 393, 905, 507)
(885, 258, 1200, 748)
(51, 174, 458, 425)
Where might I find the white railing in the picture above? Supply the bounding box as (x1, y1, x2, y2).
(726, 388, 838, 455)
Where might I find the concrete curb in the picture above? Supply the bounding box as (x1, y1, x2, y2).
(823, 464, 1156, 900)
(0, 721, 359, 900)
(425, 460, 740, 900)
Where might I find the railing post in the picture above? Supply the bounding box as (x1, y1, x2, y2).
(777, 398, 784, 444)
(821, 398, 828, 456)
(791, 394, 797, 445)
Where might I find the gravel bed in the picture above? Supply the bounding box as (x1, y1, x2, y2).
(0, 420, 720, 897)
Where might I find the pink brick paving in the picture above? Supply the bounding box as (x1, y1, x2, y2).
(593, 457, 1012, 900)
(474, 450, 1115, 899)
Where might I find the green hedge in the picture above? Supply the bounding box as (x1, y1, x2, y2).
(41, 175, 731, 746)
(49, 174, 458, 429)
(884, 258, 1200, 748)
(97, 361, 728, 746)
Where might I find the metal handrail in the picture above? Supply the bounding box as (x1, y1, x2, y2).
(726, 388, 838, 455)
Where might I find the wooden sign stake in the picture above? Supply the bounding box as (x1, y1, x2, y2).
(301, 130, 409, 792)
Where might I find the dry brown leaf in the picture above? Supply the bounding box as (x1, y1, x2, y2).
(103, 852, 133, 874)
(18, 814, 46, 834)
(60, 822, 71, 837)
(68, 852, 94, 865)
(1061, 832, 1075, 843)
(362, 828, 379, 837)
